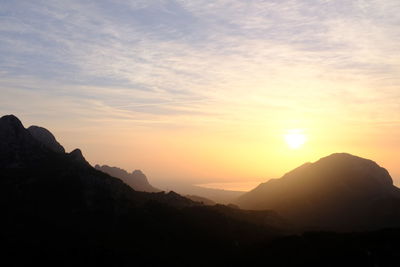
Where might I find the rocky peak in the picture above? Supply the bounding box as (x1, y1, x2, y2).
(0, 115, 45, 167)
(28, 125, 65, 153)
(132, 170, 147, 182)
(68, 148, 89, 165)
(313, 153, 392, 188)
(277, 153, 393, 190)
(0, 114, 29, 140)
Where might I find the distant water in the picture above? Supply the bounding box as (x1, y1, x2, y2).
(196, 181, 261, 192)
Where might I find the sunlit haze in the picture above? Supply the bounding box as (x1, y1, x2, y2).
(1, 1, 400, 190)
(285, 129, 307, 149)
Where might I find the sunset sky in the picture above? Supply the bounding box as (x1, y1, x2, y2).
(1, 0, 400, 190)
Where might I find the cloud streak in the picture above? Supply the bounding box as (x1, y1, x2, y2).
(1, 0, 400, 128)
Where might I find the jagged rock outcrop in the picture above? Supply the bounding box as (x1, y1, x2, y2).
(68, 148, 90, 165)
(237, 153, 400, 230)
(0, 115, 50, 168)
(95, 165, 160, 192)
(27, 125, 65, 153)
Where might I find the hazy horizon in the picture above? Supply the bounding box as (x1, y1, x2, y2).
(1, 1, 400, 190)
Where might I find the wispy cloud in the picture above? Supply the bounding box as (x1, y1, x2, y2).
(1, 0, 400, 128)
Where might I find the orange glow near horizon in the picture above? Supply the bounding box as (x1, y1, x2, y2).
(46, 114, 400, 192)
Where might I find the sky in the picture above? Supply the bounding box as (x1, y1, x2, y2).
(1, 0, 400, 190)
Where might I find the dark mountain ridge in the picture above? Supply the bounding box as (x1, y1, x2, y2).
(237, 153, 400, 231)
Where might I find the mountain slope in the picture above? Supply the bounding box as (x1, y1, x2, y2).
(95, 165, 160, 192)
(237, 153, 400, 231)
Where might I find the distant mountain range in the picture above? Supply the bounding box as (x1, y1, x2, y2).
(95, 164, 160, 192)
(160, 182, 244, 204)
(237, 153, 400, 231)
(94, 164, 220, 205)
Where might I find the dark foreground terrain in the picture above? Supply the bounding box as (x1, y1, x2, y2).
(1, 114, 400, 267)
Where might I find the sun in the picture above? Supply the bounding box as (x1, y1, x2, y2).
(284, 129, 307, 149)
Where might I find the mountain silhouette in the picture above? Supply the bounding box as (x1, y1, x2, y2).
(95, 165, 160, 192)
(237, 153, 400, 231)
(0, 114, 288, 266)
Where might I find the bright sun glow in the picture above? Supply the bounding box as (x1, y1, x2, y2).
(285, 129, 307, 149)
